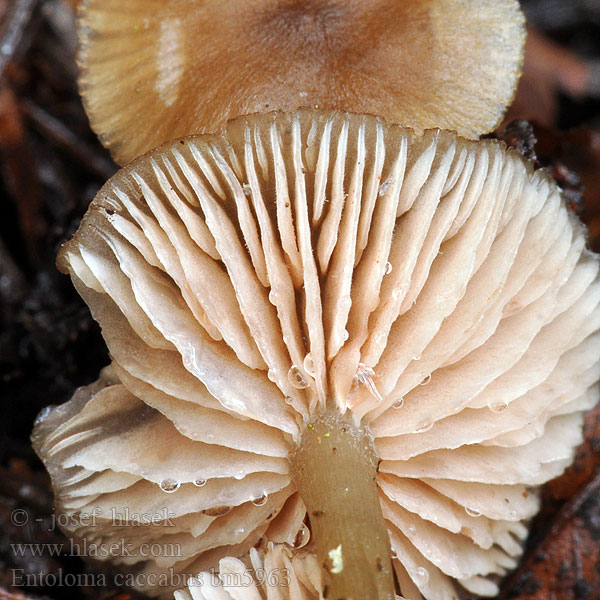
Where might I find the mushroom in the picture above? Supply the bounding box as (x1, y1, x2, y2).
(77, 0, 525, 165)
(33, 110, 600, 599)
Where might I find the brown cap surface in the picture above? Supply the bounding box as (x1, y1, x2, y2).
(33, 110, 599, 598)
(78, 0, 525, 165)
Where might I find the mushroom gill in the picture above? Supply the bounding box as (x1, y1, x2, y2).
(77, 0, 525, 165)
(174, 543, 321, 600)
(33, 110, 600, 599)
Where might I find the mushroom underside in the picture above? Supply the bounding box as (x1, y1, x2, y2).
(33, 110, 600, 599)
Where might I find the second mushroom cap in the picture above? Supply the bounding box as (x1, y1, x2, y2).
(78, 0, 525, 164)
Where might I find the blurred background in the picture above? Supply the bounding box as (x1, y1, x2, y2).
(0, 1, 598, 599)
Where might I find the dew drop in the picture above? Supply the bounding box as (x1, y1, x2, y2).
(488, 402, 508, 413)
(384, 261, 393, 275)
(159, 479, 180, 493)
(392, 397, 404, 409)
(284, 395, 294, 406)
(378, 178, 392, 196)
(412, 355, 421, 361)
(193, 479, 207, 487)
(414, 566, 429, 585)
(293, 524, 310, 548)
(415, 421, 433, 433)
(465, 507, 481, 517)
(234, 527, 246, 535)
(342, 329, 349, 342)
(268, 289, 278, 305)
(267, 369, 276, 382)
(355, 363, 383, 402)
(224, 397, 247, 413)
(251, 494, 268, 506)
(303, 353, 315, 377)
(34, 406, 53, 426)
(419, 374, 432, 386)
(390, 548, 398, 560)
(407, 524, 416, 536)
(288, 365, 310, 389)
(242, 183, 251, 196)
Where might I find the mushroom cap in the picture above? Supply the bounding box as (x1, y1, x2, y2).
(33, 110, 600, 599)
(78, 0, 525, 165)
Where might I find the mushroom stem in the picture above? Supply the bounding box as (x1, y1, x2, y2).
(290, 409, 395, 600)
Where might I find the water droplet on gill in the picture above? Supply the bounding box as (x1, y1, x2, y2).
(234, 527, 246, 535)
(392, 284, 406, 300)
(251, 494, 268, 507)
(355, 363, 383, 402)
(292, 525, 310, 548)
(242, 183, 251, 196)
(233, 472, 245, 480)
(303, 353, 315, 377)
(392, 397, 404, 409)
(284, 395, 294, 406)
(414, 566, 429, 585)
(488, 401, 508, 413)
(390, 548, 398, 560)
(159, 479, 180, 493)
(288, 365, 310, 389)
(34, 406, 53, 426)
(407, 524, 416, 535)
(292, 524, 310, 548)
(202, 505, 232, 517)
(419, 374, 432, 386)
(223, 396, 247, 413)
(267, 369, 276, 382)
(415, 421, 433, 433)
(465, 507, 481, 517)
(378, 178, 392, 196)
(412, 355, 421, 361)
(342, 329, 349, 342)
(268, 289, 278, 305)
(193, 479, 207, 487)
(384, 261, 393, 275)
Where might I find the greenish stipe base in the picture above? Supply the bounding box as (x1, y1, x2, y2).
(290, 409, 395, 600)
